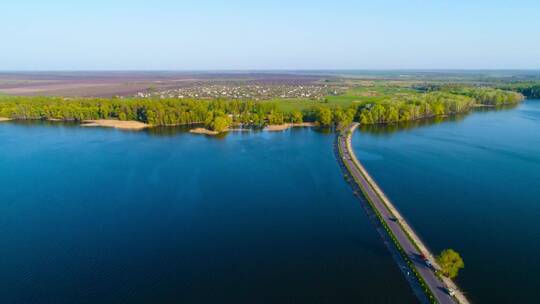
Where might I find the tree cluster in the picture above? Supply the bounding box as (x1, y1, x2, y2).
(0, 97, 301, 131)
(436, 249, 465, 279)
(356, 92, 475, 124)
(0, 85, 524, 130)
(449, 87, 524, 106)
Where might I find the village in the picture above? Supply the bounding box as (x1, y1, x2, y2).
(134, 83, 343, 100)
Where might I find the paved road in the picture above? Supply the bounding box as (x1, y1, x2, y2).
(338, 124, 457, 304)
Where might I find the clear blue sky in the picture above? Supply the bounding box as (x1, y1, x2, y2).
(1, 0, 539, 70)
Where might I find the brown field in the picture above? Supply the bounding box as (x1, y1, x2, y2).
(0, 72, 328, 97)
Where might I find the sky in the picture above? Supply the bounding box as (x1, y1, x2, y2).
(1, 0, 539, 70)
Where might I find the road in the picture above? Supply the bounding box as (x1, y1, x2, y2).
(338, 123, 466, 304)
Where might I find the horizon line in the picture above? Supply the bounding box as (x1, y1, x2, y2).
(1, 68, 540, 73)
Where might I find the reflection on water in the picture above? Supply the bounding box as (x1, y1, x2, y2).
(144, 125, 199, 137)
(358, 103, 519, 136)
(0, 123, 416, 303)
(358, 116, 464, 135)
(5, 119, 81, 128)
(353, 100, 540, 303)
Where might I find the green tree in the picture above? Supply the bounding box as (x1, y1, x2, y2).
(291, 110, 303, 123)
(0, 86, 521, 128)
(359, 109, 374, 124)
(386, 105, 399, 123)
(210, 115, 231, 132)
(268, 110, 284, 125)
(436, 249, 464, 279)
(371, 104, 386, 123)
(317, 107, 333, 126)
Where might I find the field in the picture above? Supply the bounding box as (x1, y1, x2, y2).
(272, 84, 425, 113)
(1, 71, 537, 117)
(0, 72, 329, 98)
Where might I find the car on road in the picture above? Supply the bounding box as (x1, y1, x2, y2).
(445, 287, 456, 296)
(419, 253, 433, 268)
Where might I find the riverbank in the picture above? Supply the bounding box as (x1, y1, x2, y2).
(0, 117, 12, 122)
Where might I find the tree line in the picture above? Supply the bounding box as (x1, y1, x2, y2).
(0, 86, 524, 131)
(498, 82, 540, 99)
(0, 97, 291, 131)
(417, 84, 524, 104)
(447, 87, 524, 106)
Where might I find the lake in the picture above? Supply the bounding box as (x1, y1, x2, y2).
(2, 100, 538, 303)
(353, 100, 540, 303)
(0, 123, 414, 303)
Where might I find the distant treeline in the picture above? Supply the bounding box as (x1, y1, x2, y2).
(448, 87, 524, 105)
(416, 84, 525, 105)
(498, 83, 540, 99)
(0, 87, 524, 131)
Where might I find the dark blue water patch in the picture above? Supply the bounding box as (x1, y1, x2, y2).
(353, 100, 540, 303)
(0, 124, 415, 303)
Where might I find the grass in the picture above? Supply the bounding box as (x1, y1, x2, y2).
(273, 85, 424, 113)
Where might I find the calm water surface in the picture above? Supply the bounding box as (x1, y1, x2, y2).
(0, 124, 415, 303)
(353, 100, 540, 303)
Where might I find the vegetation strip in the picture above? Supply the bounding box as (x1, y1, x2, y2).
(0, 86, 523, 134)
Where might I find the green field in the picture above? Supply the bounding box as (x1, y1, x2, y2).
(274, 85, 424, 113)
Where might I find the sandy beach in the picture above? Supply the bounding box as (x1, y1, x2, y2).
(189, 127, 221, 135)
(264, 122, 317, 131)
(81, 119, 149, 130)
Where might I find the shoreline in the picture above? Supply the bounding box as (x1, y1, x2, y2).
(81, 119, 149, 130)
(264, 122, 317, 131)
(190, 122, 318, 135)
(0, 99, 526, 132)
(189, 127, 221, 135)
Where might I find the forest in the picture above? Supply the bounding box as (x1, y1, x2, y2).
(498, 82, 540, 99)
(0, 86, 524, 131)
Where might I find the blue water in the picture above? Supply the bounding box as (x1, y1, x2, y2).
(353, 100, 540, 303)
(0, 124, 415, 303)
